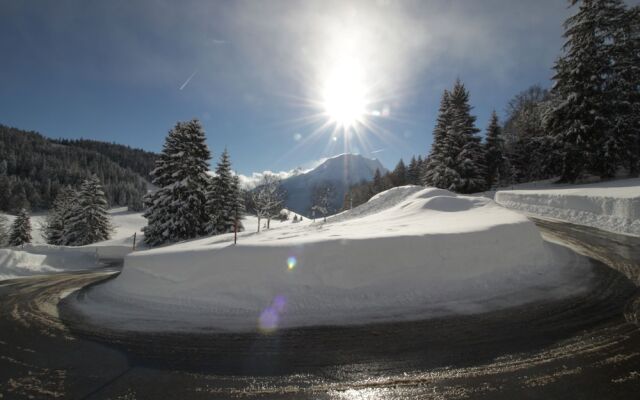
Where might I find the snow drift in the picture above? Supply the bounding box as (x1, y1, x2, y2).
(0, 246, 97, 280)
(495, 178, 640, 236)
(0, 208, 145, 280)
(73, 186, 592, 333)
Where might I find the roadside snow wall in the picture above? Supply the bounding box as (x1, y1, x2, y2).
(495, 179, 640, 236)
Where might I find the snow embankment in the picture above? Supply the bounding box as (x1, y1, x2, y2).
(0, 247, 99, 280)
(495, 178, 640, 236)
(72, 186, 592, 333)
(0, 208, 146, 280)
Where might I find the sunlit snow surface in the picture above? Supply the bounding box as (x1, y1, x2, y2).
(73, 186, 593, 333)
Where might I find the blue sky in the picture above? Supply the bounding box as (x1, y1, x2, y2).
(0, 0, 619, 176)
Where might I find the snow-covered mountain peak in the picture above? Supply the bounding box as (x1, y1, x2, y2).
(280, 153, 387, 216)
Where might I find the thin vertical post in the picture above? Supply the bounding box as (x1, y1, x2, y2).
(132, 232, 137, 251)
(234, 206, 238, 245)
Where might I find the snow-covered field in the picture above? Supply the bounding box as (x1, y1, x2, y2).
(0, 208, 146, 280)
(71, 186, 593, 333)
(495, 178, 640, 236)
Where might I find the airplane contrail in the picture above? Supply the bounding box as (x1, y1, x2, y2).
(370, 148, 385, 154)
(179, 70, 198, 91)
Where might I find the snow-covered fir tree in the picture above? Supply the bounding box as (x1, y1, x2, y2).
(423, 89, 453, 187)
(609, 4, 640, 176)
(483, 111, 509, 188)
(9, 208, 31, 247)
(143, 119, 212, 246)
(503, 85, 559, 182)
(65, 176, 112, 246)
(448, 80, 486, 193)
(231, 174, 245, 232)
(206, 149, 237, 235)
(44, 186, 77, 245)
(406, 156, 420, 185)
(547, 0, 638, 181)
(0, 214, 9, 246)
(424, 80, 486, 193)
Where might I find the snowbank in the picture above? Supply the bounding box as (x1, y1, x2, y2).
(72, 187, 592, 333)
(495, 178, 640, 236)
(0, 247, 97, 280)
(0, 208, 146, 280)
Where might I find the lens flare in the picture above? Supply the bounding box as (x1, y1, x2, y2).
(258, 295, 288, 333)
(287, 256, 297, 270)
(258, 307, 279, 333)
(272, 294, 287, 313)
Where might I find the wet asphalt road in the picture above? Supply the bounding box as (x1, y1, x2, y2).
(0, 219, 639, 399)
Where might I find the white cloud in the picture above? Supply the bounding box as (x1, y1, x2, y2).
(233, 157, 330, 189)
(236, 170, 298, 189)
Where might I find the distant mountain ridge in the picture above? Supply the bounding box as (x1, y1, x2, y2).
(280, 153, 387, 216)
(0, 124, 157, 212)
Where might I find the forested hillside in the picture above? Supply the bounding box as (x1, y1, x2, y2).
(51, 138, 157, 180)
(0, 124, 156, 212)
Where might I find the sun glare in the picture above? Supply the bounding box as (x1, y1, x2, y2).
(322, 59, 367, 128)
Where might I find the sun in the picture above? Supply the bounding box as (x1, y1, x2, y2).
(322, 58, 367, 128)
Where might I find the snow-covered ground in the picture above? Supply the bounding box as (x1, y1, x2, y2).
(0, 247, 99, 280)
(0, 208, 146, 280)
(72, 186, 592, 333)
(495, 178, 640, 236)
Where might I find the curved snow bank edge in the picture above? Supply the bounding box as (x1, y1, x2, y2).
(70, 242, 592, 333)
(495, 191, 640, 236)
(0, 243, 133, 281)
(0, 247, 96, 280)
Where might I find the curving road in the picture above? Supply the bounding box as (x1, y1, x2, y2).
(0, 219, 639, 399)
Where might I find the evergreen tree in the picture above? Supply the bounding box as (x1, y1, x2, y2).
(65, 176, 112, 246)
(416, 156, 425, 184)
(484, 111, 508, 188)
(448, 80, 486, 193)
(9, 208, 31, 247)
(0, 214, 9, 246)
(391, 159, 407, 186)
(425, 80, 485, 193)
(503, 85, 559, 182)
(143, 120, 211, 246)
(609, 4, 640, 175)
(423, 90, 453, 187)
(44, 186, 78, 245)
(547, 0, 634, 181)
(206, 149, 236, 235)
(593, 0, 636, 177)
(231, 174, 245, 232)
(406, 156, 420, 185)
